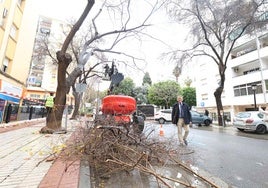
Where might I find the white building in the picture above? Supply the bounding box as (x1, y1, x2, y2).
(194, 32, 268, 123)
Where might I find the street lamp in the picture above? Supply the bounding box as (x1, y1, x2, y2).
(251, 84, 257, 111)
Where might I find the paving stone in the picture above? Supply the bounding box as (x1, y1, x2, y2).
(0, 118, 77, 188)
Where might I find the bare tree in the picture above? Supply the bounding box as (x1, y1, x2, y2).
(165, 0, 268, 126)
(40, 0, 162, 133)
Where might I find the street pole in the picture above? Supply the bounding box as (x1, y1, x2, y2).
(252, 84, 257, 111)
(253, 90, 257, 111)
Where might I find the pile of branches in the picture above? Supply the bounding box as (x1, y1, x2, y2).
(62, 118, 221, 188)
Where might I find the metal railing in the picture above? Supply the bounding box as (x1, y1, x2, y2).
(1, 105, 47, 124)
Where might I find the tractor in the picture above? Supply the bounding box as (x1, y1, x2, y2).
(100, 94, 145, 133)
(94, 62, 145, 134)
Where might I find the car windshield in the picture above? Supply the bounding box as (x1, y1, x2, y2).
(191, 111, 200, 116)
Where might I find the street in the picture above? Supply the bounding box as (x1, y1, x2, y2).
(145, 120, 268, 188)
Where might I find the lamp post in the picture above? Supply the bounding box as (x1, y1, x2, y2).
(251, 84, 257, 111)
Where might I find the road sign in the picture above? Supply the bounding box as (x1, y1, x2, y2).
(75, 83, 87, 93)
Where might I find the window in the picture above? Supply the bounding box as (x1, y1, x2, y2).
(30, 94, 41, 99)
(240, 87, 247, 95)
(233, 82, 262, 96)
(201, 94, 208, 100)
(265, 80, 268, 92)
(17, 0, 22, 6)
(243, 67, 260, 75)
(10, 24, 17, 40)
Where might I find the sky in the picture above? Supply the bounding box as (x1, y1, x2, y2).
(34, 0, 189, 89)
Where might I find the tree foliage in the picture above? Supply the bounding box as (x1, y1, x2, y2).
(113, 77, 135, 96)
(181, 87, 196, 108)
(142, 72, 152, 86)
(132, 86, 148, 104)
(148, 80, 180, 108)
(165, 0, 268, 125)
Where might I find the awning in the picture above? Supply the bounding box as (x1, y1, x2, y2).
(0, 93, 20, 103)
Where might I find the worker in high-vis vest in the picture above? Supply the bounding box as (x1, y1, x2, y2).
(45, 93, 54, 113)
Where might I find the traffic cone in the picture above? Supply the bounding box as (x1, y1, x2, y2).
(159, 124, 164, 136)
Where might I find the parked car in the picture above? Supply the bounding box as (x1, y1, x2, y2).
(154, 109, 172, 124)
(154, 109, 212, 126)
(191, 110, 212, 126)
(233, 111, 267, 134)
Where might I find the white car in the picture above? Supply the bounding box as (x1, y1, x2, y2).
(233, 111, 268, 134)
(154, 109, 172, 124)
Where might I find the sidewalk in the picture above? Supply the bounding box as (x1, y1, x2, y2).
(0, 119, 230, 188)
(0, 119, 83, 188)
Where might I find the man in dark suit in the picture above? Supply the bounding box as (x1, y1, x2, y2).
(172, 95, 192, 146)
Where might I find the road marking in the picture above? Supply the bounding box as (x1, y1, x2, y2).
(235, 175, 243, 181)
(256, 162, 264, 166)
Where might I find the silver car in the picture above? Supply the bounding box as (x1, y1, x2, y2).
(233, 111, 268, 134)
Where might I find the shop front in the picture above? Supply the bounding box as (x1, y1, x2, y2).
(0, 80, 23, 123)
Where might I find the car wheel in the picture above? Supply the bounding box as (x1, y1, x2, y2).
(256, 124, 267, 134)
(237, 128, 244, 132)
(204, 120, 210, 126)
(158, 118, 165, 124)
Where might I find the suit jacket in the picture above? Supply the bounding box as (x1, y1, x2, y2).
(171, 102, 192, 124)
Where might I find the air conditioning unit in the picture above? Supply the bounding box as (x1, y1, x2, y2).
(2, 8, 8, 18)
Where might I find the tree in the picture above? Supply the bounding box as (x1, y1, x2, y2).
(148, 80, 180, 108)
(184, 77, 192, 87)
(40, 0, 161, 133)
(113, 77, 135, 96)
(172, 65, 181, 82)
(165, 0, 268, 126)
(142, 72, 152, 86)
(132, 86, 148, 104)
(181, 87, 196, 108)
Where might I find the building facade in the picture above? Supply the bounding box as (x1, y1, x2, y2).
(26, 16, 61, 100)
(0, 0, 30, 122)
(26, 15, 74, 109)
(0, 1, 74, 123)
(195, 31, 268, 123)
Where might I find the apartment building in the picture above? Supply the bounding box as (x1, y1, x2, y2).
(0, 0, 31, 122)
(26, 16, 62, 102)
(195, 31, 268, 123)
(0, 1, 74, 122)
(25, 15, 74, 111)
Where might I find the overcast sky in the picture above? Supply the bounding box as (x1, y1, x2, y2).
(34, 0, 188, 89)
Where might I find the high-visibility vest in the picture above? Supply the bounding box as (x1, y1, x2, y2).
(45, 96, 54, 108)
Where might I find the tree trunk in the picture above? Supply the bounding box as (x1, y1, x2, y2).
(214, 86, 225, 126)
(70, 91, 82, 119)
(40, 0, 95, 134)
(40, 52, 72, 133)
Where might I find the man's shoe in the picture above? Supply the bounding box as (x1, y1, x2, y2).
(179, 143, 184, 147)
(183, 139, 188, 146)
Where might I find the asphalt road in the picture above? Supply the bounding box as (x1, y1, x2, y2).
(147, 121, 268, 188)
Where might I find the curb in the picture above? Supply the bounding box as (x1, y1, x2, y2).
(0, 118, 45, 133)
(38, 129, 81, 188)
(39, 159, 81, 188)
